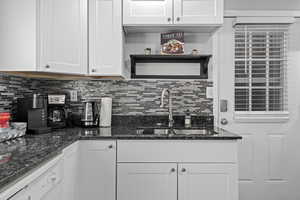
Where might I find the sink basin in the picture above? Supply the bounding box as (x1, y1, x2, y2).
(136, 128, 216, 136)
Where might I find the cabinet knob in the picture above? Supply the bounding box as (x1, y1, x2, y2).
(167, 17, 171, 22)
(91, 69, 96, 73)
(45, 65, 50, 69)
(49, 174, 57, 182)
(220, 118, 228, 125)
(108, 144, 113, 149)
(171, 168, 176, 172)
(176, 17, 180, 22)
(181, 168, 186, 172)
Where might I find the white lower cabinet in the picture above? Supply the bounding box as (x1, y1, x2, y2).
(78, 141, 116, 200)
(117, 163, 237, 200)
(29, 157, 63, 200)
(62, 142, 79, 200)
(5, 187, 31, 200)
(1, 140, 239, 200)
(178, 164, 237, 200)
(117, 163, 177, 200)
(40, 183, 62, 200)
(117, 140, 239, 200)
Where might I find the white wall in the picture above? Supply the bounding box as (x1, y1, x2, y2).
(125, 32, 213, 78)
(225, 0, 300, 10)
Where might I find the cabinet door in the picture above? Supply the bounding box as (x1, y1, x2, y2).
(78, 141, 116, 200)
(39, 0, 87, 74)
(0, 0, 37, 71)
(117, 163, 177, 200)
(174, 0, 223, 25)
(178, 164, 238, 200)
(89, 0, 124, 76)
(123, 0, 173, 25)
(62, 143, 78, 200)
(41, 183, 62, 200)
(6, 187, 31, 200)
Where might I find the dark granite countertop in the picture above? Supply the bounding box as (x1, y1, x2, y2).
(0, 126, 241, 192)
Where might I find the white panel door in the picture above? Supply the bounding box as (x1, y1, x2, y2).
(117, 163, 177, 200)
(123, 0, 173, 25)
(39, 0, 87, 74)
(178, 164, 237, 200)
(78, 141, 116, 200)
(89, 0, 124, 76)
(174, 0, 223, 25)
(215, 18, 300, 200)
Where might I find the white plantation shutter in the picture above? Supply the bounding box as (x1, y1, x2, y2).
(234, 24, 288, 112)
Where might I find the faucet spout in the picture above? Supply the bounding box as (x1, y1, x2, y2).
(160, 89, 174, 128)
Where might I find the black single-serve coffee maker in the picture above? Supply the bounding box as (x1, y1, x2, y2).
(47, 94, 67, 129)
(16, 94, 51, 134)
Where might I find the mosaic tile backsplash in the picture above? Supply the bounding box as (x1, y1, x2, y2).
(37, 79, 213, 115)
(0, 73, 40, 119)
(0, 73, 213, 117)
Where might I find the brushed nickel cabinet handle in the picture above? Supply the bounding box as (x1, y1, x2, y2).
(91, 69, 96, 73)
(176, 17, 180, 22)
(45, 65, 50, 69)
(171, 168, 176, 172)
(181, 168, 186, 172)
(167, 17, 171, 22)
(108, 144, 113, 149)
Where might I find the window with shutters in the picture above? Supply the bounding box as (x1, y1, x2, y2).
(234, 24, 288, 112)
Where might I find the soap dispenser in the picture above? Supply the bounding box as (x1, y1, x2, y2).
(184, 109, 192, 128)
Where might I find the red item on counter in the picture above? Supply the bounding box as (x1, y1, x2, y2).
(0, 112, 11, 128)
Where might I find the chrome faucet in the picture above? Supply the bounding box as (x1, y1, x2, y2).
(160, 88, 174, 128)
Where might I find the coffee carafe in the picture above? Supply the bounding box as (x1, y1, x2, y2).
(81, 100, 100, 127)
(47, 94, 67, 129)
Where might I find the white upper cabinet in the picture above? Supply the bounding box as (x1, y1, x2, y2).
(123, 0, 223, 26)
(0, 0, 88, 75)
(39, 0, 87, 74)
(89, 0, 126, 77)
(123, 0, 173, 25)
(0, 0, 37, 71)
(173, 0, 223, 25)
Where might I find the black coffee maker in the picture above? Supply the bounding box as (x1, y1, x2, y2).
(16, 94, 51, 134)
(47, 94, 67, 129)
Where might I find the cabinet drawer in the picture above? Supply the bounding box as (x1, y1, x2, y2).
(117, 140, 238, 163)
(30, 159, 63, 199)
(79, 140, 116, 151)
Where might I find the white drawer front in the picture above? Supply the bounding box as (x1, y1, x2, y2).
(30, 159, 63, 199)
(117, 140, 238, 163)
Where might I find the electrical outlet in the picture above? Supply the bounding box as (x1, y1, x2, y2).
(70, 90, 78, 102)
(206, 87, 213, 99)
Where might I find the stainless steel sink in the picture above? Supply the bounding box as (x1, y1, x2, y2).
(137, 128, 216, 136)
